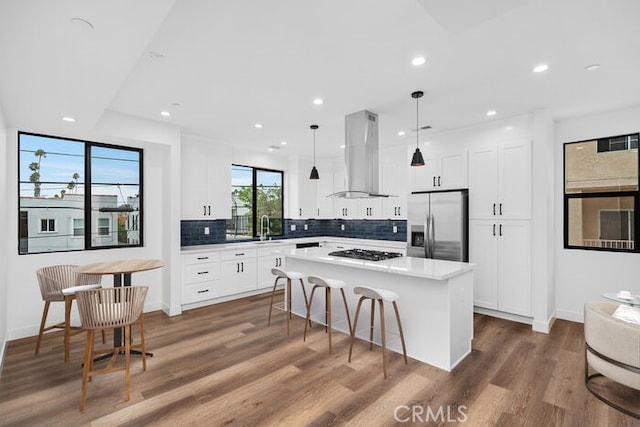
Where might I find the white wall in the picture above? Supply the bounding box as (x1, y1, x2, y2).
(4, 112, 182, 340)
(0, 103, 8, 369)
(554, 106, 640, 322)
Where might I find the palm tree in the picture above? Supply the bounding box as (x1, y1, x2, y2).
(29, 149, 47, 197)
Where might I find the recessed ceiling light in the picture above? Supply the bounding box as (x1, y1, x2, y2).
(486, 110, 497, 117)
(397, 131, 406, 136)
(313, 98, 324, 105)
(160, 111, 171, 117)
(412, 56, 426, 66)
(585, 64, 600, 72)
(280, 141, 287, 145)
(268, 147, 274, 152)
(533, 64, 549, 73)
(340, 144, 346, 149)
(254, 123, 263, 129)
(61, 116, 76, 123)
(505, 125, 513, 131)
(425, 142, 431, 146)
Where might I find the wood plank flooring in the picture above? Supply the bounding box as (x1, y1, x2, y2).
(0, 291, 639, 426)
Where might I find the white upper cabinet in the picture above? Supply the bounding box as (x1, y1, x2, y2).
(288, 157, 318, 219)
(315, 159, 334, 218)
(332, 168, 357, 218)
(381, 146, 408, 218)
(409, 145, 468, 192)
(468, 140, 531, 220)
(181, 137, 232, 220)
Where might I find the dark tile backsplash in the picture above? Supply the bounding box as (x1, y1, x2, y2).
(181, 218, 407, 246)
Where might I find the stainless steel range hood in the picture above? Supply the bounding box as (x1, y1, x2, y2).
(328, 110, 391, 199)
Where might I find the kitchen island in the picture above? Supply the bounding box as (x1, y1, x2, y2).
(286, 247, 474, 371)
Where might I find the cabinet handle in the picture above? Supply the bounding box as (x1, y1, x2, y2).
(398, 207, 401, 216)
(197, 256, 209, 260)
(235, 253, 244, 256)
(317, 208, 320, 216)
(208, 205, 211, 216)
(493, 203, 496, 216)
(197, 271, 208, 275)
(197, 289, 209, 294)
(438, 176, 441, 186)
(236, 263, 239, 273)
(241, 262, 244, 272)
(394, 207, 397, 216)
(499, 224, 503, 236)
(346, 208, 348, 216)
(499, 203, 502, 216)
(203, 205, 207, 215)
(493, 224, 496, 236)
(299, 208, 302, 216)
(433, 176, 436, 187)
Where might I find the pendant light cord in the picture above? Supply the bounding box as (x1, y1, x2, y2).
(416, 94, 419, 148)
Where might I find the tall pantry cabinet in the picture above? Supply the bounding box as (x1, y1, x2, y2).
(468, 140, 532, 316)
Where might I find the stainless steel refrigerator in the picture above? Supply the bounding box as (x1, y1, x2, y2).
(406, 189, 469, 261)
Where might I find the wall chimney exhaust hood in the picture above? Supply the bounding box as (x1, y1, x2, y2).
(328, 110, 393, 199)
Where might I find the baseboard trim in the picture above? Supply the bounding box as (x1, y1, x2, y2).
(532, 314, 556, 334)
(0, 338, 6, 378)
(473, 306, 533, 325)
(556, 309, 583, 323)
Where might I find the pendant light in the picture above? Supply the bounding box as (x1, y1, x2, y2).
(309, 124, 320, 180)
(410, 90, 425, 167)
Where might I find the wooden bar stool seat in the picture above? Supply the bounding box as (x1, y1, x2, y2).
(348, 285, 408, 379)
(267, 268, 311, 335)
(303, 276, 353, 353)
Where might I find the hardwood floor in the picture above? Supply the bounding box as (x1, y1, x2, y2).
(0, 291, 638, 426)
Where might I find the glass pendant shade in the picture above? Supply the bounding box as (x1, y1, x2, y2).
(410, 90, 425, 167)
(309, 124, 319, 180)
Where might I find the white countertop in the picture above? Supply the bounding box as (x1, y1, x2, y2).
(181, 236, 406, 253)
(287, 247, 473, 281)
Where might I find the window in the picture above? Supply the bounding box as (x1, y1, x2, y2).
(564, 133, 639, 252)
(97, 218, 111, 236)
(226, 164, 283, 240)
(18, 132, 143, 254)
(40, 219, 55, 233)
(72, 218, 84, 237)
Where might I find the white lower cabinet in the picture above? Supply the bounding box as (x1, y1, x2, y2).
(469, 220, 531, 316)
(257, 245, 294, 289)
(182, 252, 222, 304)
(221, 249, 257, 295)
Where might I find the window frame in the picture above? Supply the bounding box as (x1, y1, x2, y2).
(563, 134, 640, 253)
(228, 164, 284, 240)
(18, 131, 144, 254)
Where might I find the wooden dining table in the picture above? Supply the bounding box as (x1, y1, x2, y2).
(76, 259, 165, 358)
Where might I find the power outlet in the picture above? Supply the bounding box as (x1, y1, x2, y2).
(290, 224, 296, 231)
(341, 224, 345, 231)
(204, 227, 210, 235)
(392, 225, 397, 233)
(304, 224, 308, 230)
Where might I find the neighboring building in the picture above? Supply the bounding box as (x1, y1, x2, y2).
(19, 193, 140, 253)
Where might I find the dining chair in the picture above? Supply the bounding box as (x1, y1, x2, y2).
(35, 265, 103, 361)
(75, 285, 149, 411)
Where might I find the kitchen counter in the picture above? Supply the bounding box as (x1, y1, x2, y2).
(286, 247, 474, 371)
(287, 247, 473, 280)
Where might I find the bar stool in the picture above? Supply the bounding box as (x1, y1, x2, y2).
(348, 285, 408, 379)
(303, 276, 353, 354)
(267, 268, 311, 335)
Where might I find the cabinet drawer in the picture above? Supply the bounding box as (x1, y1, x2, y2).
(183, 280, 222, 304)
(183, 252, 221, 265)
(185, 262, 220, 283)
(220, 248, 257, 261)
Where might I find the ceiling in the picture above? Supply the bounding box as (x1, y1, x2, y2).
(1, 0, 639, 158)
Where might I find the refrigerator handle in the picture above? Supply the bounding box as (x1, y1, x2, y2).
(424, 213, 430, 258)
(429, 214, 435, 257)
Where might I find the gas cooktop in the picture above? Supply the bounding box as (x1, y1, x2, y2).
(328, 248, 403, 262)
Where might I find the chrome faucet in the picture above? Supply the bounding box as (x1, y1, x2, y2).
(260, 215, 270, 241)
